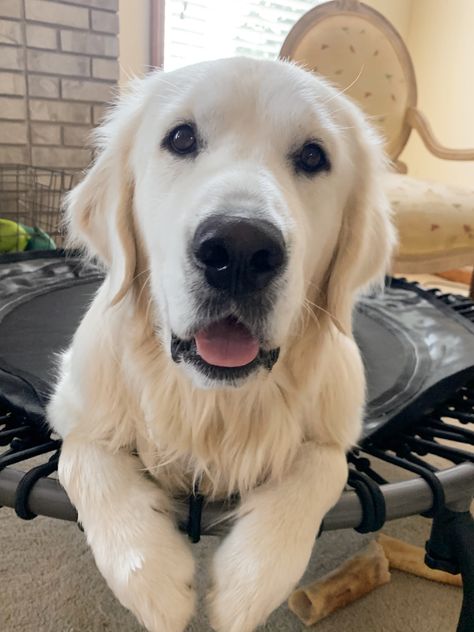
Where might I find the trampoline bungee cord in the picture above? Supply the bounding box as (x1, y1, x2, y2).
(0, 251, 473, 632)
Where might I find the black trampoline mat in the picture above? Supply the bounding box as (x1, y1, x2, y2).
(1, 252, 474, 440)
(0, 282, 100, 384)
(354, 309, 419, 413)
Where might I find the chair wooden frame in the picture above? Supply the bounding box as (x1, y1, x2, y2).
(150, 0, 165, 69)
(280, 0, 416, 161)
(280, 0, 474, 164)
(280, 0, 474, 297)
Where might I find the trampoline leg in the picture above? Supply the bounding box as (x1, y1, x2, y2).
(425, 504, 474, 632)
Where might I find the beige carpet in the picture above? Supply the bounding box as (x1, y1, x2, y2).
(0, 505, 463, 631)
(0, 274, 468, 631)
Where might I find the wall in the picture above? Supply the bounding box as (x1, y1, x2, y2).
(364, 0, 412, 40)
(401, 0, 474, 187)
(0, 0, 119, 173)
(356, 0, 474, 188)
(6, 0, 469, 182)
(349, 0, 474, 188)
(118, 0, 150, 85)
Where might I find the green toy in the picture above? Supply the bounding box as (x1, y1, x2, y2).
(0, 219, 29, 253)
(23, 224, 56, 250)
(0, 218, 56, 253)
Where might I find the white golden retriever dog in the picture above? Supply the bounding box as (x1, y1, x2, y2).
(48, 57, 395, 632)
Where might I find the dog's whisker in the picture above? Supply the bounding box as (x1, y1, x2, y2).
(302, 300, 321, 332)
(306, 279, 322, 290)
(321, 64, 365, 106)
(332, 125, 364, 132)
(135, 271, 152, 308)
(304, 297, 343, 331)
(118, 64, 139, 85)
(145, 71, 186, 96)
(144, 295, 155, 326)
(101, 324, 122, 370)
(365, 112, 390, 121)
(326, 105, 388, 122)
(132, 268, 152, 283)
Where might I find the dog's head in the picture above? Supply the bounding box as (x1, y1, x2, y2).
(66, 58, 395, 388)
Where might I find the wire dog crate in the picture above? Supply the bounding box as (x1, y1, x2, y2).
(0, 165, 74, 250)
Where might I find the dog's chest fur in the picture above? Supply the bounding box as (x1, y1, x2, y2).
(132, 359, 306, 499)
(91, 296, 360, 501)
(114, 307, 327, 499)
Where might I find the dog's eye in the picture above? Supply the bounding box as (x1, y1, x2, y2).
(294, 142, 330, 175)
(167, 124, 197, 155)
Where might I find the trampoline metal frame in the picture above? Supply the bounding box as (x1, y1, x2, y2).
(0, 461, 473, 531)
(1, 429, 473, 632)
(1, 258, 474, 631)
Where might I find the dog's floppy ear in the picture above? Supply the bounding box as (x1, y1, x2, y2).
(324, 109, 397, 333)
(65, 82, 145, 305)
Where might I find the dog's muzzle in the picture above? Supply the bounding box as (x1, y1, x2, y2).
(171, 215, 285, 383)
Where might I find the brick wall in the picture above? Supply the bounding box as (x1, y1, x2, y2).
(0, 0, 119, 174)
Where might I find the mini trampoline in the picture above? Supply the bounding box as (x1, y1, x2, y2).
(1, 251, 473, 632)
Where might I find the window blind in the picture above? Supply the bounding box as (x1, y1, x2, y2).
(164, 0, 320, 70)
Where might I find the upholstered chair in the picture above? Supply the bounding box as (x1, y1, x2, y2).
(280, 0, 474, 296)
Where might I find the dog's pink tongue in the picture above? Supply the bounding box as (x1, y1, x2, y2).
(195, 319, 259, 368)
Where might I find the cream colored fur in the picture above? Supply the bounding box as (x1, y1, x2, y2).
(47, 58, 395, 632)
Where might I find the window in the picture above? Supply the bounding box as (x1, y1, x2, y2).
(164, 0, 320, 70)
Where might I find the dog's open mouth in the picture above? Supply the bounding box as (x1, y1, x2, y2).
(171, 316, 280, 382)
(195, 317, 260, 367)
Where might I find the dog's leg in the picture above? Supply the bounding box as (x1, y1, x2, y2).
(59, 435, 196, 632)
(208, 442, 347, 632)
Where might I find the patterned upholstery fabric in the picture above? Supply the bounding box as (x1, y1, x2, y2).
(288, 14, 409, 157)
(386, 174, 474, 271)
(283, 5, 473, 275)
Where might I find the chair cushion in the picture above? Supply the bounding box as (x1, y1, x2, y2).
(386, 173, 474, 272)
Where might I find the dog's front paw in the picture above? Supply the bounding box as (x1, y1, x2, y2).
(208, 573, 268, 632)
(208, 529, 307, 632)
(114, 544, 195, 632)
(91, 517, 196, 632)
(207, 487, 323, 632)
(208, 547, 288, 632)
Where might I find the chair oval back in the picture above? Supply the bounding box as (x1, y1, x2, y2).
(280, 0, 417, 160)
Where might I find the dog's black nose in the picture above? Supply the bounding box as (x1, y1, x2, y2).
(192, 215, 286, 295)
